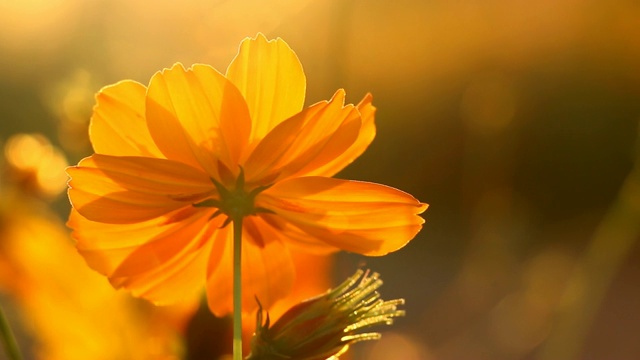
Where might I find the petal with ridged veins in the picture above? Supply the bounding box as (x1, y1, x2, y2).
(226, 34, 306, 146)
(244, 90, 361, 184)
(67, 154, 214, 224)
(257, 176, 427, 256)
(146, 63, 251, 179)
(68, 207, 221, 304)
(306, 93, 377, 177)
(90, 80, 164, 158)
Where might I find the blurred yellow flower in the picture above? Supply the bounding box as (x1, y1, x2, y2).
(0, 192, 194, 360)
(3, 133, 68, 199)
(67, 33, 427, 317)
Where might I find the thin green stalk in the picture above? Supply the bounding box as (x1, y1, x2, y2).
(0, 306, 22, 360)
(233, 217, 243, 360)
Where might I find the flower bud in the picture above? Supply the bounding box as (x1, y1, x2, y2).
(247, 269, 405, 360)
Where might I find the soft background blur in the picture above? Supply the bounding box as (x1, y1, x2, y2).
(2, 0, 640, 359)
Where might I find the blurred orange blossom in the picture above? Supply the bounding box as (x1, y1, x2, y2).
(0, 203, 193, 360)
(0, 136, 193, 360)
(66, 33, 427, 317)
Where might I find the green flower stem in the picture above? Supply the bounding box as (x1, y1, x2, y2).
(0, 306, 22, 360)
(233, 216, 243, 360)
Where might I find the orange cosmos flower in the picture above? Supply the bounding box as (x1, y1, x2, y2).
(67, 33, 427, 317)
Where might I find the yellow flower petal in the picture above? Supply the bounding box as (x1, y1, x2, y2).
(306, 93, 377, 177)
(259, 213, 340, 255)
(146, 63, 251, 179)
(244, 89, 361, 184)
(258, 177, 427, 256)
(108, 236, 213, 304)
(67, 154, 213, 223)
(206, 220, 295, 317)
(70, 208, 192, 274)
(70, 208, 221, 304)
(226, 33, 306, 145)
(102, 208, 215, 278)
(90, 80, 164, 158)
(110, 247, 208, 305)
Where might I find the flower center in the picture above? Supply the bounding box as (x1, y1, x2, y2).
(193, 168, 272, 226)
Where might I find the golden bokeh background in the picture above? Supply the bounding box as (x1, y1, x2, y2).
(2, 0, 640, 359)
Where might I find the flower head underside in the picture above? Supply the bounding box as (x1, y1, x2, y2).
(66, 34, 428, 316)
